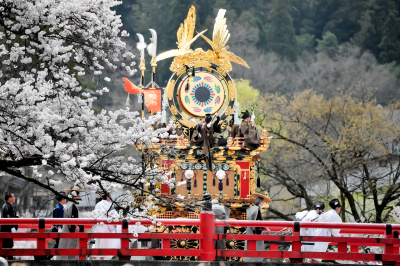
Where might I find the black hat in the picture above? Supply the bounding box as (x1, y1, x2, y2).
(56, 191, 66, 202)
(240, 110, 251, 119)
(329, 199, 341, 209)
(96, 191, 110, 200)
(313, 202, 325, 210)
(205, 114, 212, 123)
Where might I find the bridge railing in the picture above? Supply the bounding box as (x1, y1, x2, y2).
(0, 212, 399, 264)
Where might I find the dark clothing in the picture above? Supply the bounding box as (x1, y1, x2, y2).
(191, 117, 221, 170)
(52, 203, 64, 248)
(212, 203, 227, 261)
(229, 124, 239, 139)
(236, 121, 259, 149)
(243, 205, 264, 262)
(1, 202, 18, 259)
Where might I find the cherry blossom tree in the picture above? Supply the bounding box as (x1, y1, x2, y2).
(0, 0, 172, 217)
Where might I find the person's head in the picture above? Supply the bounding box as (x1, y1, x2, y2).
(5, 192, 15, 204)
(102, 192, 111, 201)
(205, 114, 212, 124)
(313, 202, 325, 215)
(329, 199, 341, 213)
(254, 197, 264, 208)
(251, 193, 271, 209)
(240, 110, 251, 122)
(56, 192, 67, 205)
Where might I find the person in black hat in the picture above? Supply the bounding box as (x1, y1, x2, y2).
(191, 113, 220, 170)
(313, 202, 325, 215)
(284, 201, 326, 262)
(236, 110, 260, 149)
(48, 192, 67, 259)
(55, 188, 84, 260)
(311, 199, 342, 263)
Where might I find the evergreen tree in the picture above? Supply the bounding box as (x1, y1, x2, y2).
(355, 0, 400, 64)
(267, 0, 298, 61)
(316, 31, 340, 57)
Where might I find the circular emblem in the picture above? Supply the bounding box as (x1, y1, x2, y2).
(166, 61, 235, 129)
(179, 72, 225, 117)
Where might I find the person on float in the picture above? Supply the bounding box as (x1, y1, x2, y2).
(236, 110, 260, 150)
(283, 202, 325, 263)
(191, 113, 220, 170)
(92, 191, 120, 260)
(243, 192, 271, 262)
(55, 188, 84, 260)
(228, 113, 240, 139)
(311, 199, 342, 263)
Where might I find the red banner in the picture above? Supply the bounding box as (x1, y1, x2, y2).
(236, 161, 250, 198)
(143, 89, 161, 113)
(122, 77, 142, 94)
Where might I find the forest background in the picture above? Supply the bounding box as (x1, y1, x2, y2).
(99, 0, 400, 109)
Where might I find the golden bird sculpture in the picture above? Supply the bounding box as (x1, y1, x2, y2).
(156, 6, 207, 63)
(201, 9, 249, 69)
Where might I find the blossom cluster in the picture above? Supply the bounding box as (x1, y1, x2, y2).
(0, 0, 173, 211)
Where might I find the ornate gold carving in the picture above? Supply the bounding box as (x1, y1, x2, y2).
(177, 67, 186, 77)
(139, 59, 146, 71)
(194, 61, 212, 68)
(219, 120, 227, 131)
(151, 56, 157, 67)
(166, 80, 176, 100)
(224, 106, 232, 116)
(249, 161, 255, 194)
(228, 81, 235, 101)
(180, 118, 197, 128)
(216, 67, 227, 77)
(170, 105, 179, 115)
(170, 49, 233, 73)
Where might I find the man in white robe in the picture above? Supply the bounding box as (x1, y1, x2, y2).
(92, 192, 120, 260)
(284, 202, 325, 263)
(311, 199, 342, 263)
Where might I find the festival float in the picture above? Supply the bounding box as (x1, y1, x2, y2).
(123, 6, 273, 261)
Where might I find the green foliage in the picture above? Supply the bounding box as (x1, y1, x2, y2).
(354, 0, 400, 64)
(234, 79, 263, 125)
(296, 33, 315, 53)
(234, 78, 259, 106)
(267, 0, 298, 61)
(316, 31, 340, 57)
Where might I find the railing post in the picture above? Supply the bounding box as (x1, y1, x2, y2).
(35, 218, 46, 260)
(78, 223, 87, 260)
(120, 219, 130, 260)
(199, 211, 216, 261)
(291, 221, 302, 263)
(383, 224, 395, 265)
